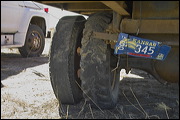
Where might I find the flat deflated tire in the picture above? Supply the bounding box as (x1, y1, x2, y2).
(49, 16, 86, 104)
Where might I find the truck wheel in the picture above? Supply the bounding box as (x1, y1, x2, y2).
(49, 16, 86, 104)
(80, 12, 120, 109)
(18, 24, 45, 57)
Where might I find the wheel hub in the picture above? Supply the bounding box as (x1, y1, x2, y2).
(30, 33, 41, 51)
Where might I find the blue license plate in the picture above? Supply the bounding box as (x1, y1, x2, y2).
(114, 33, 171, 61)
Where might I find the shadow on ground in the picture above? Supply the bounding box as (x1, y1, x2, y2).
(57, 69, 179, 119)
(1, 53, 49, 81)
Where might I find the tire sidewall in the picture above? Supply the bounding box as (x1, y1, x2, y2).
(80, 12, 120, 109)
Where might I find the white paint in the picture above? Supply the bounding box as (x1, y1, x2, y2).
(37, 2, 88, 29)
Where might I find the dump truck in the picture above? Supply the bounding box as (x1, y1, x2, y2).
(36, 1, 179, 109)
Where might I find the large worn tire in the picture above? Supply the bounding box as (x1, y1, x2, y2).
(49, 16, 86, 104)
(80, 12, 120, 109)
(19, 24, 45, 57)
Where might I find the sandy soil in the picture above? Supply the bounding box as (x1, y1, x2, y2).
(1, 38, 179, 119)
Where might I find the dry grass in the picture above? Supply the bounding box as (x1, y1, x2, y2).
(67, 86, 177, 119)
(57, 86, 178, 119)
(1, 93, 60, 119)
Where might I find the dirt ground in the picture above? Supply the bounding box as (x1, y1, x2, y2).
(1, 38, 179, 119)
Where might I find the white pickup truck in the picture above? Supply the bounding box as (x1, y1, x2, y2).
(1, 1, 50, 57)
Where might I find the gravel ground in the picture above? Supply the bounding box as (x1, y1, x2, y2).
(1, 38, 179, 119)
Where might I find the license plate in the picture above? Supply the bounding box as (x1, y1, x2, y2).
(114, 33, 171, 61)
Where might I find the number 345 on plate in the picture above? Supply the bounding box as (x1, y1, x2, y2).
(114, 33, 171, 61)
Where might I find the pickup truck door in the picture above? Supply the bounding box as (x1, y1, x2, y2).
(1, 1, 25, 33)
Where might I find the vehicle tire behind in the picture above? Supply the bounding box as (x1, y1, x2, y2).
(49, 16, 86, 104)
(18, 24, 45, 57)
(80, 12, 120, 109)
